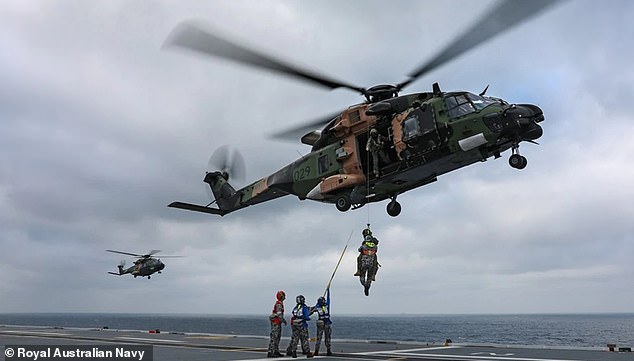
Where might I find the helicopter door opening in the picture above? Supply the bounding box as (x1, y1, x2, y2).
(357, 123, 398, 177)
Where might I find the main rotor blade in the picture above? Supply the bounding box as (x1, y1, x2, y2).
(165, 21, 366, 94)
(270, 111, 340, 141)
(146, 250, 162, 257)
(398, 0, 562, 89)
(106, 250, 142, 257)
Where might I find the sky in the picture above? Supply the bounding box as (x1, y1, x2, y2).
(1, 0, 633, 316)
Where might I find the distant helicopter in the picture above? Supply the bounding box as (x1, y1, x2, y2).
(166, 0, 558, 217)
(106, 250, 181, 279)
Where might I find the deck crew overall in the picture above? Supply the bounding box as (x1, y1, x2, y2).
(288, 295, 313, 358)
(313, 289, 333, 356)
(267, 290, 287, 358)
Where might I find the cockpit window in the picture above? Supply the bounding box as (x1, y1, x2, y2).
(444, 94, 475, 119)
(466, 93, 498, 110)
(444, 92, 499, 119)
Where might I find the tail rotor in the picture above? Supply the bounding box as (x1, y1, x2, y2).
(168, 146, 246, 216)
(208, 145, 245, 182)
(117, 260, 126, 274)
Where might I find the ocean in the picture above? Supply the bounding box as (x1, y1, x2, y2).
(1, 313, 633, 348)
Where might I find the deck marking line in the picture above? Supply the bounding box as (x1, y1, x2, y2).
(356, 345, 459, 355)
(224, 347, 266, 353)
(187, 335, 231, 340)
(381, 352, 585, 361)
(1, 331, 71, 336)
(117, 336, 184, 343)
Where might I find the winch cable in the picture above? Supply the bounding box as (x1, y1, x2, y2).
(366, 125, 372, 227)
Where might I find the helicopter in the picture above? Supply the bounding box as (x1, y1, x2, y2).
(166, 0, 557, 217)
(106, 250, 180, 279)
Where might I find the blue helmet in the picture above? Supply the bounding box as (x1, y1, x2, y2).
(296, 295, 305, 305)
(317, 296, 326, 306)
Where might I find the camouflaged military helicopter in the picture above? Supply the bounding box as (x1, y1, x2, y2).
(106, 250, 180, 279)
(166, 0, 557, 217)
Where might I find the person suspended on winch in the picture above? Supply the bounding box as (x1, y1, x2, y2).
(354, 227, 379, 280)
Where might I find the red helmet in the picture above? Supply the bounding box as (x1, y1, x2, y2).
(276, 290, 286, 301)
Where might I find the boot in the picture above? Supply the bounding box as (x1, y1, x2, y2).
(292, 352, 297, 358)
(267, 352, 274, 358)
(286, 347, 292, 356)
(313, 350, 319, 357)
(306, 352, 313, 358)
(273, 352, 283, 357)
(326, 349, 332, 356)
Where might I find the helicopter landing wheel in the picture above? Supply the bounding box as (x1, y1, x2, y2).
(335, 195, 351, 212)
(509, 154, 527, 169)
(148, 276, 151, 279)
(386, 200, 401, 217)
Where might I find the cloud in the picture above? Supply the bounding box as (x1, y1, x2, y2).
(1, 0, 633, 315)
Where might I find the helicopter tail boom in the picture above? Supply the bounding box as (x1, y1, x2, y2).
(107, 263, 131, 276)
(169, 167, 291, 216)
(167, 171, 237, 216)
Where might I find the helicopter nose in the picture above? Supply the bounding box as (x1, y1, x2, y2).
(503, 104, 544, 140)
(159, 262, 165, 271)
(519, 104, 544, 140)
(510, 104, 544, 123)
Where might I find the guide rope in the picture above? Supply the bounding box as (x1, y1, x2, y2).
(324, 229, 353, 297)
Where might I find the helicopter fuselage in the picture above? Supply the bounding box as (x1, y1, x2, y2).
(166, 1, 557, 217)
(110, 258, 165, 279)
(180, 87, 543, 217)
(133, 258, 165, 277)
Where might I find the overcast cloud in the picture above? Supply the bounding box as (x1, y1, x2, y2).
(1, 0, 633, 315)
